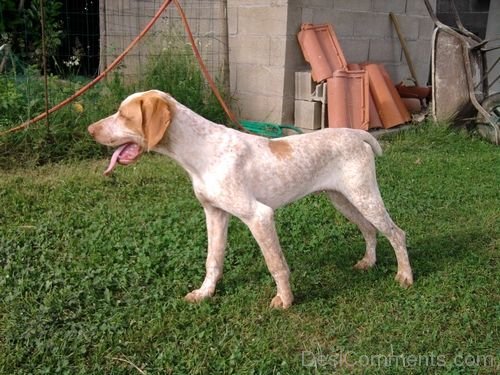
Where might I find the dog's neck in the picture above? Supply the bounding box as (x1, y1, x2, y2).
(153, 99, 230, 178)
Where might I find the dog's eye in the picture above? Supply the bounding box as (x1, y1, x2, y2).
(118, 110, 131, 121)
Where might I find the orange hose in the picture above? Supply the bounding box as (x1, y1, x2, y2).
(171, 0, 242, 130)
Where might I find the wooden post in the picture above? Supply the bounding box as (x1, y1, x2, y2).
(40, 0, 50, 131)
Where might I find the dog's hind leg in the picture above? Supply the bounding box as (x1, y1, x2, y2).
(340, 187, 413, 288)
(327, 157, 413, 288)
(326, 191, 377, 270)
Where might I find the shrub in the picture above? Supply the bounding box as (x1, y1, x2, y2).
(0, 68, 120, 167)
(140, 42, 228, 125)
(0, 0, 63, 72)
(0, 46, 229, 168)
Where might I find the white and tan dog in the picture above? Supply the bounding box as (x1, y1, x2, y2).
(88, 90, 413, 309)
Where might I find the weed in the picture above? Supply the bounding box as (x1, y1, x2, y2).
(140, 36, 228, 124)
(0, 40, 228, 168)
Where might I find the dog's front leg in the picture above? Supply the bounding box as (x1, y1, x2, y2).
(242, 203, 293, 309)
(185, 205, 229, 303)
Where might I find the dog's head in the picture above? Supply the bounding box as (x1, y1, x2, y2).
(88, 90, 173, 175)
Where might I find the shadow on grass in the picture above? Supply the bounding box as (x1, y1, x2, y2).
(289, 229, 494, 305)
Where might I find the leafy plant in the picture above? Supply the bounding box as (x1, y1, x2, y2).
(0, 79, 23, 125)
(0, 37, 230, 168)
(140, 33, 228, 124)
(0, 0, 62, 72)
(23, 0, 62, 68)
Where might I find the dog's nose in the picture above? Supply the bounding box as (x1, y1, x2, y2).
(87, 124, 96, 137)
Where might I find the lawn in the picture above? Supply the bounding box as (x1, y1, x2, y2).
(0, 124, 498, 374)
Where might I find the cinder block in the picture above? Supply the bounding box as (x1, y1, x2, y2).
(369, 39, 402, 63)
(237, 93, 284, 123)
(310, 8, 335, 26)
(285, 6, 303, 35)
(334, 0, 371, 11)
(395, 15, 420, 41)
(400, 39, 432, 84)
(229, 35, 270, 65)
(408, 0, 436, 16)
(382, 63, 410, 84)
(283, 70, 296, 101)
(237, 6, 288, 36)
(437, 0, 462, 12)
(229, 0, 287, 5)
(295, 71, 327, 102)
(301, 0, 334, 8)
(284, 38, 306, 68)
(354, 13, 392, 37)
(419, 17, 436, 40)
(372, 0, 406, 13)
(406, 39, 433, 63)
(294, 100, 322, 129)
(270, 37, 290, 67)
(302, 8, 314, 23)
(341, 38, 370, 63)
(229, 63, 237, 95)
(312, 9, 354, 36)
(281, 96, 295, 124)
(295, 72, 315, 100)
(227, 6, 238, 35)
(471, 0, 490, 11)
(236, 65, 285, 96)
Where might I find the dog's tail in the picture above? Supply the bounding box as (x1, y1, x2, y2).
(358, 131, 382, 157)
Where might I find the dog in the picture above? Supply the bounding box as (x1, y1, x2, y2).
(88, 90, 413, 309)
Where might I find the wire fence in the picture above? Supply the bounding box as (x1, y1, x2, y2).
(0, 0, 229, 132)
(100, 0, 228, 80)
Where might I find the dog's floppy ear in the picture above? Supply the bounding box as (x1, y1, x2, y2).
(141, 93, 172, 151)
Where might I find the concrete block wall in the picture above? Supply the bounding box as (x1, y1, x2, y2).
(228, 0, 436, 124)
(227, 0, 291, 123)
(437, 0, 490, 38)
(486, 0, 499, 94)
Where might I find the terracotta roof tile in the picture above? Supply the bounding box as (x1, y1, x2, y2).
(349, 63, 383, 129)
(297, 23, 411, 130)
(297, 24, 348, 82)
(327, 70, 369, 130)
(364, 63, 411, 128)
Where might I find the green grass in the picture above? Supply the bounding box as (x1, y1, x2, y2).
(0, 124, 498, 374)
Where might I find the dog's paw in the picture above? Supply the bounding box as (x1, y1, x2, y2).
(269, 294, 293, 309)
(184, 289, 210, 303)
(395, 269, 413, 288)
(353, 257, 376, 270)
